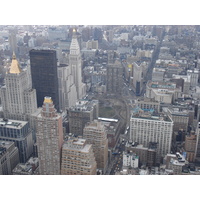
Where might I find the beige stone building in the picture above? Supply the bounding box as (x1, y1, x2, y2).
(83, 120, 108, 173)
(36, 97, 64, 175)
(0, 53, 37, 121)
(61, 137, 97, 175)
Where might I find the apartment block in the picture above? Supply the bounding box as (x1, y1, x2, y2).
(61, 137, 97, 175)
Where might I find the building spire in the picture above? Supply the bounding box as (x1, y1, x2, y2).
(42, 96, 57, 118)
(12, 51, 16, 59)
(70, 28, 80, 55)
(73, 28, 76, 33)
(9, 52, 22, 74)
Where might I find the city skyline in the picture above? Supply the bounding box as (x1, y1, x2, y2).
(0, 22, 199, 200)
(1, 25, 200, 175)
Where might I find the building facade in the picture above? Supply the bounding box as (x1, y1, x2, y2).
(125, 143, 157, 167)
(122, 152, 139, 168)
(29, 49, 60, 111)
(106, 60, 123, 95)
(61, 137, 97, 175)
(185, 134, 196, 162)
(130, 109, 173, 163)
(68, 100, 99, 136)
(163, 107, 189, 132)
(83, 120, 108, 173)
(57, 63, 77, 112)
(36, 97, 63, 175)
(0, 140, 19, 175)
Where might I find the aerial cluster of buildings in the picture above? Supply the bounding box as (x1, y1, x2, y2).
(1, 25, 200, 175)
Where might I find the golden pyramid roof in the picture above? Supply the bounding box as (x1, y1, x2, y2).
(44, 96, 53, 104)
(9, 52, 22, 74)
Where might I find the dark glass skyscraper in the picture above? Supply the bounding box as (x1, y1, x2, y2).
(29, 49, 59, 111)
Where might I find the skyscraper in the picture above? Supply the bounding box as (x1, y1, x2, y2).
(61, 137, 97, 175)
(36, 97, 63, 175)
(57, 63, 77, 112)
(0, 53, 37, 121)
(69, 29, 86, 100)
(29, 49, 60, 111)
(106, 59, 123, 95)
(83, 120, 108, 173)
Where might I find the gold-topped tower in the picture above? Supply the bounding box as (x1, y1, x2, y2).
(9, 52, 22, 74)
(44, 96, 53, 104)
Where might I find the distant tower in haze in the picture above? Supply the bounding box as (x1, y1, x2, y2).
(69, 29, 86, 99)
(36, 97, 63, 175)
(106, 59, 123, 95)
(29, 49, 60, 111)
(0, 52, 37, 121)
(9, 29, 18, 55)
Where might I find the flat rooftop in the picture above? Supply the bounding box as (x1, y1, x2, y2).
(0, 140, 14, 156)
(131, 108, 172, 122)
(63, 138, 92, 153)
(131, 113, 172, 122)
(69, 100, 98, 112)
(148, 81, 176, 89)
(0, 118, 28, 129)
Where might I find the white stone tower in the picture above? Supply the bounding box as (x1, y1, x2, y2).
(0, 52, 37, 121)
(69, 29, 86, 100)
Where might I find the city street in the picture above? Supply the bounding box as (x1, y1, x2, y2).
(110, 139, 126, 175)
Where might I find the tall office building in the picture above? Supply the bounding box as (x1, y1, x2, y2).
(83, 120, 108, 173)
(69, 29, 86, 100)
(61, 137, 97, 175)
(132, 62, 144, 96)
(106, 59, 123, 95)
(29, 49, 60, 111)
(1, 53, 37, 121)
(57, 63, 77, 112)
(130, 108, 173, 163)
(36, 97, 63, 175)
